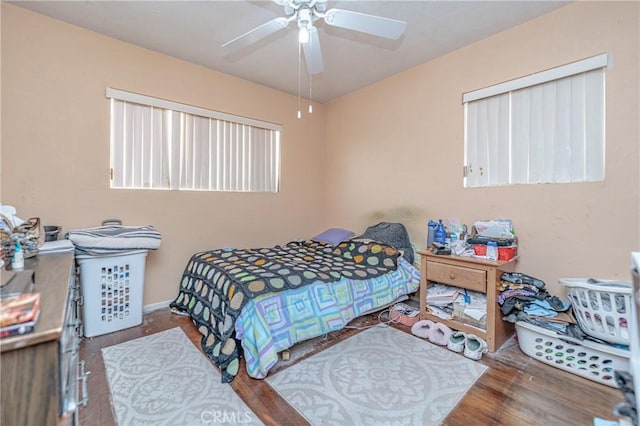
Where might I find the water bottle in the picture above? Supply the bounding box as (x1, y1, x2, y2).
(12, 241, 24, 270)
(434, 220, 447, 245)
(486, 241, 498, 261)
(427, 220, 437, 248)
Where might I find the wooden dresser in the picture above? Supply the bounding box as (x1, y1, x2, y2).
(1, 252, 87, 425)
(417, 250, 517, 352)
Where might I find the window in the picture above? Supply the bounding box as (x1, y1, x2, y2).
(463, 54, 607, 188)
(107, 88, 281, 192)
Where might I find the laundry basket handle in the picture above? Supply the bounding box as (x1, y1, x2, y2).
(101, 218, 123, 226)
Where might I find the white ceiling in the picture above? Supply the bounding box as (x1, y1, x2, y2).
(8, 0, 570, 103)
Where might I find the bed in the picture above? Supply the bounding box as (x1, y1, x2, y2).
(170, 233, 420, 383)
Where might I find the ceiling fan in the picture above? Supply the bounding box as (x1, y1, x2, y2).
(221, 0, 407, 75)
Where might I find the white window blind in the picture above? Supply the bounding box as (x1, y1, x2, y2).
(107, 88, 281, 192)
(463, 54, 607, 188)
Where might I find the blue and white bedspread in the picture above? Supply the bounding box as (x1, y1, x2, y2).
(235, 257, 420, 379)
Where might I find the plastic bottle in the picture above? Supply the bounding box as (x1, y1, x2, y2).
(427, 220, 437, 248)
(434, 219, 447, 245)
(12, 241, 24, 270)
(486, 241, 498, 261)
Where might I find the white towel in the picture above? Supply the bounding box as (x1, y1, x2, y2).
(39, 240, 75, 254)
(67, 225, 161, 254)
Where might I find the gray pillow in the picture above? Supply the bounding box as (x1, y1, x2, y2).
(357, 222, 414, 264)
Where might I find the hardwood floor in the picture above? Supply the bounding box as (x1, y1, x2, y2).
(78, 309, 624, 426)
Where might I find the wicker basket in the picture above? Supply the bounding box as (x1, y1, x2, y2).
(0, 214, 15, 266)
(0, 215, 42, 265)
(560, 278, 633, 345)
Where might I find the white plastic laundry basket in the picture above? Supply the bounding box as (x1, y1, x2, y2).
(515, 321, 630, 388)
(77, 250, 147, 337)
(560, 278, 633, 345)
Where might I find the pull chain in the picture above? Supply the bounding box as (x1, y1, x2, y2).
(308, 37, 313, 114)
(308, 67, 313, 113)
(297, 41, 302, 119)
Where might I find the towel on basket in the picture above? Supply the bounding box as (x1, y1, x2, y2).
(67, 225, 161, 255)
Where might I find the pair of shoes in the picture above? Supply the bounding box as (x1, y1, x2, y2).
(410, 320, 452, 346)
(446, 332, 489, 360)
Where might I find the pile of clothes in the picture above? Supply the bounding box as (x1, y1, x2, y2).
(499, 272, 590, 341)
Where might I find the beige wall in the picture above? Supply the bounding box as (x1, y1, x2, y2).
(2, 2, 639, 305)
(324, 2, 640, 295)
(0, 4, 3, 203)
(1, 4, 326, 304)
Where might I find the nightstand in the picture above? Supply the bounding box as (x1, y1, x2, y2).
(417, 250, 517, 352)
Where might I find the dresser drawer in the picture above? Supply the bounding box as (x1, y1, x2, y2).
(426, 261, 487, 292)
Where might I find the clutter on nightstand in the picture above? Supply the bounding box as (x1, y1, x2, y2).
(424, 218, 518, 261)
(467, 220, 518, 261)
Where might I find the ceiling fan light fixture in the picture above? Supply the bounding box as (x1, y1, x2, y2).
(221, 0, 407, 112)
(298, 27, 309, 44)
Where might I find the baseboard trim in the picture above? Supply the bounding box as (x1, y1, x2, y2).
(143, 299, 172, 313)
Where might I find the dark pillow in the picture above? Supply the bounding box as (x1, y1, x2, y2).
(357, 222, 414, 264)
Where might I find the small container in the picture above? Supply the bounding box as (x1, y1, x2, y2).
(44, 225, 62, 242)
(12, 241, 24, 270)
(434, 219, 447, 245)
(486, 241, 498, 261)
(473, 244, 517, 261)
(426, 220, 437, 248)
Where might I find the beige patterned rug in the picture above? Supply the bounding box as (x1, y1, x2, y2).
(266, 325, 487, 425)
(102, 327, 262, 426)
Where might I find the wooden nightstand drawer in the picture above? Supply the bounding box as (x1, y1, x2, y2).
(426, 261, 487, 292)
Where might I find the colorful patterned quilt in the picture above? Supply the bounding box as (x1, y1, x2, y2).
(236, 257, 420, 379)
(170, 239, 402, 382)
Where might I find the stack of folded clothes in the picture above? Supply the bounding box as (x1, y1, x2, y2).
(499, 272, 589, 341)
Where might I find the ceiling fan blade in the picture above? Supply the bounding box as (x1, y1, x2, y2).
(221, 17, 290, 49)
(302, 27, 324, 75)
(323, 8, 406, 40)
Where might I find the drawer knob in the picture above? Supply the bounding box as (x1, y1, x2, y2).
(449, 273, 456, 280)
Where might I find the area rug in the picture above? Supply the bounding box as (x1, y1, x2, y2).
(102, 327, 262, 425)
(266, 325, 487, 425)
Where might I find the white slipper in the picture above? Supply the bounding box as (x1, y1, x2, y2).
(428, 322, 453, 346)
(447, 331, 466, 353)
(411, 319, 434, 339)
(463, 334, 488, 360)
